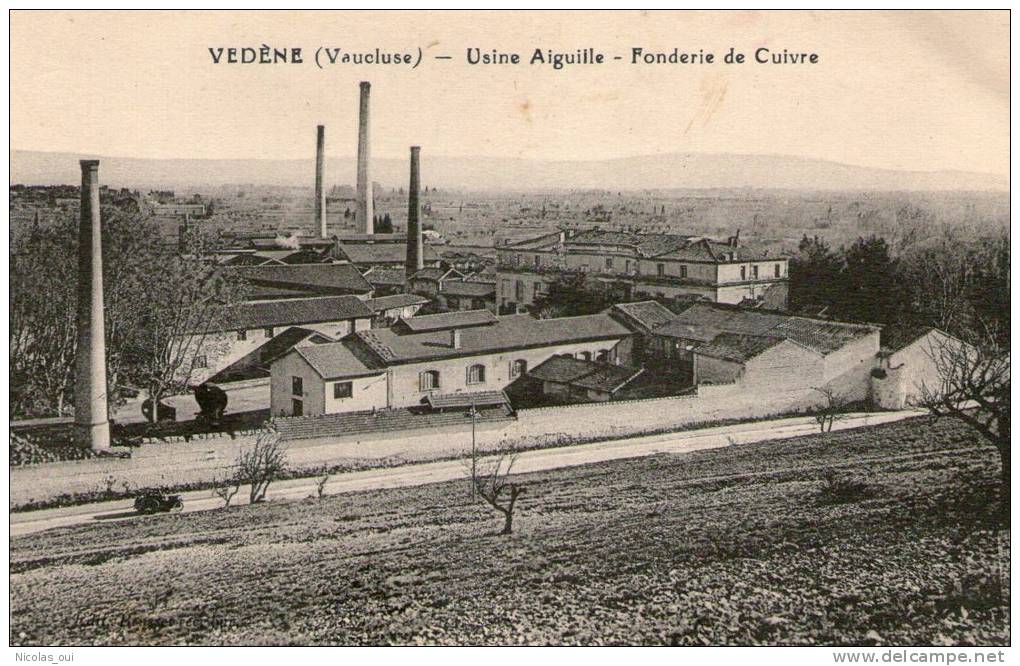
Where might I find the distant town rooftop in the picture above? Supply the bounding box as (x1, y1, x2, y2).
(502, 229, 784, 262)
(217, 295, 374, 331)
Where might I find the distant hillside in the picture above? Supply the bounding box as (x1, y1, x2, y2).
(10, 150, 1008, 192)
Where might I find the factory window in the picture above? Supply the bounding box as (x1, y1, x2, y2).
(237, 329, 247, 341)
(264, 327, 274, 338)
(740, 266, 747, 280)
(420, 370, 440, 391)
(534, 255, 541, 269)
(511, 359, 528, 378)
(774, 263, 781, 278)
(656, 263, 665, 277)
(679, 265, 687, 278)
(605, 257, 613, 269)
(333, 381, 353, 400)
(292, 376, 303, 396)
(515, 281, 524, 302)
(467, 364, 486, 385)
(752, 265, 759, 279)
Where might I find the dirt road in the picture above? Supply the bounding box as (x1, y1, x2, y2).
(10, 409, 924, 537)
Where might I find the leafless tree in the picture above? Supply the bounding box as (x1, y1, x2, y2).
(811, 386, 848, 433)
(918, 329, 1010, 511)
(315, 467, 330, 500)
(236, 427, 288, 504)
(212, 473, 241, 509)
(472, 444, 526, 535)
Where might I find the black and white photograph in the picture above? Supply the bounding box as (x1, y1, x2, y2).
(6, 9, 1011, 652)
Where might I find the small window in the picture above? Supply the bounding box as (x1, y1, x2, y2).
(774, 263, 781, 278)
(515, 281, 524, 301)
(656, 263, 665, 277)
(740, 266, 746, 280)
(193, 355, 208, 369)
(420, 370, 440, 391)
(467, 364, 486, 384)
(237, 330, 247, 341)
(264, 327, 274, 338)
(752, 265, 759, 279)
(333, 381, 353, 399)
(605, 257, 613, 269)
(292, 376, 303, 396)
(679, 265, 687, 278)
(511, 359, 528, 378)
(534, 255, 541, 269)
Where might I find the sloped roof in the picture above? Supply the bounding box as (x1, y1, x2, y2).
(610, 301, 677, 332)
(208, 327, 331, 384)
(366, 293, 430, 312)
(426, 390, 509, 410)
(293, 340, 385, 380)
(218, 296, 374, 331)
(411, 267, 462, 282)
(339, 243, 439, 265)
(565, 230, 690, 258)
(528, 354, 644, 394)
(238, 264, 373, 295)
(363, 267, 407, 287)
(333, 233, 407, 243)
(354, 313, 632, 364)
(652, 302, 878, 354)
(400, 309, 498, 332)
(693, 333, 789, 363)
(502, 232, 562, 250)
(880, 325, 939, 354)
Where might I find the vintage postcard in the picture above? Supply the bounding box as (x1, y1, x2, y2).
(7, 9, 1010, 653)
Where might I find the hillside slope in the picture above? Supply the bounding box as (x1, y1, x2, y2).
(10, 419, 1008, 646)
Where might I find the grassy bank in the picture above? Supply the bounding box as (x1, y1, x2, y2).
(10, 419, 1007, 646)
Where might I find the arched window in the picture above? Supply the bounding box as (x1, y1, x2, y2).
(579, 351, 592, 361)
(420, 370, 440, 391)
(467, 364, 486, 385)
(511, 359, 528, 378)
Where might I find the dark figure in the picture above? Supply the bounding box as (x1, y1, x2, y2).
(193, 383, 228, 422)
(141, 398, 177, 422)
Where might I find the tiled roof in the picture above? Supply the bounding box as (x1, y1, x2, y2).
(411, 267, 462, 282)
(880, 325, 939, 354)
(502, 232, 562, 250)
(693, 333, 789, 363)
(400, 309, 498, 332)
(354, 313, 632, 364)
(238, 264, 374, 295)
(208, 327, 330, 384)
(565, 230, 690, 258)
(218, 295, 374, 331)
(250, 237, 333, 250)
(653, 302, 878, 354)
(364, 268, 407, 286)
(366, 293, 430, 312)
(333, 233, 407, 243)
(339, 243, 439, 265)
(293, 340, 385, 380)
(610, 301, 677, 332)
(528, 354, 644, 394)
(426, 390, 509, 409)
(440, 280, 496, 298)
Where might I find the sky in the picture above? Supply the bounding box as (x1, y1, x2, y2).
(9, 10, 1010, 176)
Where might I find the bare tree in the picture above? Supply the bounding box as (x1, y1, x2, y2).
(472, 444, 526, 535)
(212, 473, 241, 509)
(315, 467, 330, 500)
(918, 330, 1010, 511)
(811, 386, 848, 433)
(236, 428, 288, 504)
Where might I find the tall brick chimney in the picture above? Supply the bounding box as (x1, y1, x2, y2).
(315, 125, 326, 238)
(74, 160, 110, 450)
(356, 81, 374, 234)
(405, 145, 424, 278)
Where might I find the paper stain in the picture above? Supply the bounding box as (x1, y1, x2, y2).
(518, 99, 533, 123)
(684, 74, 728, 135)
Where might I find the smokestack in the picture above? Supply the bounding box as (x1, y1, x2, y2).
(405, 145, 424, 277)
(74, 160, 111, 450)
(356, 81, 374, 234)
(315, 125, 326, 238)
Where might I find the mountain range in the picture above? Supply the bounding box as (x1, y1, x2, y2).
(9, 150, 1008, 192)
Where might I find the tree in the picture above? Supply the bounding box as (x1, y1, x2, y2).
(788, 235, 842, 315)
(472, 444, 526, 535)
(917, 330, 1010, 516)
(810, 387, 848, 433)
(530, 272, 611, 319)
(236, 427, 288, 504)
(375, 213, 394, 234)
(835, 235, 902, 325)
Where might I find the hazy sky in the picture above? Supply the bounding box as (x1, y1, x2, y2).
(10, 10, 1009, 176)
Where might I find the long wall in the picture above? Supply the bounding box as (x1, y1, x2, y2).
(10, 377, 824, 507)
